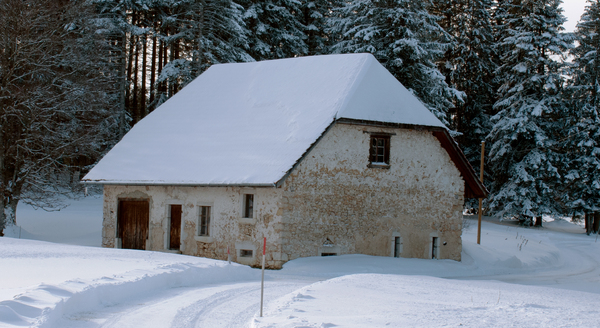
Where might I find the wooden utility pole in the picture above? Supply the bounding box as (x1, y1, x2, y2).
(477, 141, 485, 245)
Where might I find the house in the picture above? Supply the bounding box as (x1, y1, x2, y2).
(82, 54, 487, 268)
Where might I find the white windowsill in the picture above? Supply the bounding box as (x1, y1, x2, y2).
(194, 236, 214, 243)
(368, 162, 391, 169)
(238, 217, 256, 224)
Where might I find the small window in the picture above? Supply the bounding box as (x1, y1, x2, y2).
(243, 194, 254, 218)
(432, 237, 439, 259)
(198, 206, 211, 236)
(369, 135, 390, 165)
(240, 249, 253, 257)
(394, 236, 401, 258)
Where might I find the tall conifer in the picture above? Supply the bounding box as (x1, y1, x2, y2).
(329, 0, 462, 123)
(430, 0, 497, 168)
(486, 0, 571, 223)
(561, 0, 600, 218)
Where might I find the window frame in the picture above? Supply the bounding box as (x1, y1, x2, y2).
(198, 205, 211, 237)
(243, 193, 254, 219)
(367, 133, 393, 168)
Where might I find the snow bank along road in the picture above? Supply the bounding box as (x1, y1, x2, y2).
(2, 219, 600, 327)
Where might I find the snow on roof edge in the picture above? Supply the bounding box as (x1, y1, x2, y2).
(334, 54, 372, 120)
(81, 179, 278, 187)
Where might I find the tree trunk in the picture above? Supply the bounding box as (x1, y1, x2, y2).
(593, 212, 599, 234)
(585, 212, 592, 235)
(141, 33, 147, 119)
(133, 34, 140, 124)
(149, 34, 156, 108)
(0, 185, 19, 235)
(534, 216, 543, 227)
(118, 33, 127, 139)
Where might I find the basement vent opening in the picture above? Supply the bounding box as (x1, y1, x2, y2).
(321, 237, 338, 256)
(240, 249, 253, 258)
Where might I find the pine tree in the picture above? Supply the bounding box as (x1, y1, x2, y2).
(561, 0, 600, 220)
(486, 0, 571, 223)
(155, 0, 252, 93)
(239, 0, 308, 60)
(329, 0, 463, 124)
(430, 0, 497, 170)
(300, 0, 341, 55)
(93, 0, 251, 125)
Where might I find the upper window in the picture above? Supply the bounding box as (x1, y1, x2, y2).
(369, 135, 390, 165)
(198, 206, 211, 236)
(243, 194, 254, 218)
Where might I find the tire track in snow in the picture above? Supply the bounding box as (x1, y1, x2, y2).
(62, 281, 312, 328)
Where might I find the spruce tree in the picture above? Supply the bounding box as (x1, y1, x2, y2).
(93, 0, 251, 123)
(329, 0, 463, 124)
(430, 0, 497, 170)
(486, 0, 571, 223)
(239, 0, 308, 60)
(300, 0, 342, 55)
(561, 0, 600, 219)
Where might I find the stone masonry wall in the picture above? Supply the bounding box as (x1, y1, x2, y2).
(280, 123, 465, 261)
(102, 185, 284, 268)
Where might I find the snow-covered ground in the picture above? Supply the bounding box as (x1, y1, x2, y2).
(2, 197, 600, 327)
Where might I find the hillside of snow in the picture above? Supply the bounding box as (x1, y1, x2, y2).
(1, 197, 599, 327)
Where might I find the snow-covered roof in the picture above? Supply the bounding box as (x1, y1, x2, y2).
(83, 54, 446, 186)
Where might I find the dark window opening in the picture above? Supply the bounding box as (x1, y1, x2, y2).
(394, 236, 401, 258)
(321, 253, 337, 256)
(244, 194, 254, 218)
(432, 237, 439, 259)
(199, 206, 211, 236)
(369, 135, 390, 165)
(240, 249, 253, 257)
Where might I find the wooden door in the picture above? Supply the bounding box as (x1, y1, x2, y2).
(118, 200, 149, 250)
(169, 204, 182, 250)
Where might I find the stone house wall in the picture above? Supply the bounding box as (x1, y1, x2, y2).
(279, 123, 465, 261)
(102, 185, 285, 268)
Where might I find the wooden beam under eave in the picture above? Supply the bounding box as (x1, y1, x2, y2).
(431, 130, 488, 199)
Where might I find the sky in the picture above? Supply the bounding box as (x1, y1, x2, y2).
(562, 0, 588, 32)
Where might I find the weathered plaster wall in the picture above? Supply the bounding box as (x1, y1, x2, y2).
(102, 185, 284, 268)
(280, 123, 465, 261)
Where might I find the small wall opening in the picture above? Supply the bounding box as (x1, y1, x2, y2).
(432, 237, 439, 259)
(240, 249, 253, 258)
(394, 236, 401, 258)
(390, 232, 403, 258)
(319, 237, 339, 256)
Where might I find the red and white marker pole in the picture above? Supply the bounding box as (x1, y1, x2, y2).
(260, 237, 266, 317)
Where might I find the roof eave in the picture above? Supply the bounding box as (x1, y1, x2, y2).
(431, 130, 489, 199)
(80, 180, 278, 188)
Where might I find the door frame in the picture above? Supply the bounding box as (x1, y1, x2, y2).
(168, 204, 183, 251)
(163, 199, 184, 251)
(116, 198, 150, 250)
